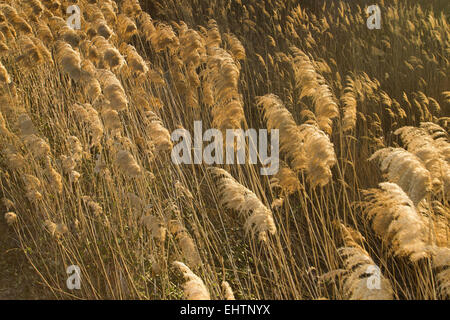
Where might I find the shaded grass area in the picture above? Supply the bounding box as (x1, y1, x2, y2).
(0, 218, 51, 299)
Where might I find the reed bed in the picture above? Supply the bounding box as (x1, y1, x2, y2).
(0, 0, 448, 300)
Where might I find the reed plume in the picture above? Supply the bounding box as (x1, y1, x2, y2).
(0, 111, 13, 138)
(334, 223, 394, 300)
(100, 2, 117, 26)
(258, 94, 336, 187)
(119, 43, 148, 75)
(26, 0, 44, 17)
(72, 103, 104, 147)
(0, 35, 8, 56)
(17, 36, 47, 67)
(258, 94, 306, 170)
(360, 182, 430, 262)
(4, 211, 17, 226)
(23, 134, 51, 160)
(44, 156, 62, 194)
(82, 196, 103, 217)
(0, 4, 32, 34)
(115, 149, 141, 177)
(420, 122, 450, 163)
(224, 33, 246, 61)
(149, 22, 179, 53)
(47, 16, 66, 34)
(341, 76, 357, 132)
(96, 69, 128, 111)
(431, 247, 450, 299)
(101, 108, 122, 135)
(55, 40, 82, 81)
(58, 25, 81, 48)
(93, 18, 113, 39)
(210, 167, 276, 242)
(142, 215, 167, 243)
(173, 261, 210, 300)
(36, 21, 54, 45)
(122, 0, 142, 17)
(80, 60, 102, 101)
(270, 166, 302, 195)
(169, 220, 202, 268)
(206, 47, 244, 130)
(2, 145, 25, 170)
(0, 60, 10, 84)
(206, 19, 221, 50)
(22, 174, 43, 202)
(0, 21, 16, 41)
(369, 147, 432, 205)
(117, 14, 138, 42)
(291, 47, 338, 135)
(179, 22, 205, 67)
(136, 11, 154, 42)
(143, 110, 172, 152)
(222, 281, 236, 300)
(395, 126, 450, 198)
(299, 123, 337, 187)
(417, 200, 449, 247)
(44, 220, 68, 239)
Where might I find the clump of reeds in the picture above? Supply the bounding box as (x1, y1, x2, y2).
(258, 94, 336, 187)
